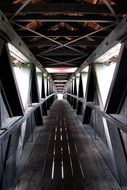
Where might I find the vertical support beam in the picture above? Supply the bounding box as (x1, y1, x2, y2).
(0, 41, 24, 116)
(69, 80, 73, 105)
(85, 67, 95, 102)
(46, 77, 49, 97)
(49, 80, 53, 96)
(0, 81, 2, 128)
(41, 74, 47, 116)
(46, 77, 50, 110)
(0, 81, 12, 118)
(89, 63, 119, 179)
(77, 73, 84, 114)
(41, 74, 46, 99)
(71, 79, 74, 106)
(67, 81, 71, 104)
(48, 80, 51, 95)
(49, 81, 53, 105)
(105, 44, 127, 113)
(66, 84, 69, 102)
(30, 65, 43, 126)
(82, 66, 95, 124)
(0, 39, 4, 128)
(0, 38, 4, 57)
(73, 77, 77, 109)
(105, 44, 127, 187)
(106, 120, 127, 186)
(51, 81, 53, 94)
(49, 81, 52, 95)
(2, 128, 21, 190)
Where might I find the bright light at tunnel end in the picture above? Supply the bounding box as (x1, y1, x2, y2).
(57, 93, 63, 100)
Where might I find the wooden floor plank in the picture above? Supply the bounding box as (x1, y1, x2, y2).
(15, 100, 121, 190)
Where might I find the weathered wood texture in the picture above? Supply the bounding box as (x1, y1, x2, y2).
(16, 100, 121, 190)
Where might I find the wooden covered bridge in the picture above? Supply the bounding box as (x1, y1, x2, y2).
(0, 0, 127, 189)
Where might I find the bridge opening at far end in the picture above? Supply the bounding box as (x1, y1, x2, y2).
(57, 93, 63, 100)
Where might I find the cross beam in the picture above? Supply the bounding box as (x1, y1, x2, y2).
(38, 55, 86, 66)
(73, 15, 127, 75)
(10, 0, 31, 20)
(103, 0, 119, 21)
(26, 39, 100, 47)
(40, 23, 116, 54)
(12, 22, 85, 55)
(0, 3, 127, 14)
(14, 15, 116, 23)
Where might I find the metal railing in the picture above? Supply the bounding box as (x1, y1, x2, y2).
(0, 93, 57, 144)
(64, 93, 127, 134)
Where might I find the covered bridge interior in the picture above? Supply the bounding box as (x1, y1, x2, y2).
(0, 0, 127, 189)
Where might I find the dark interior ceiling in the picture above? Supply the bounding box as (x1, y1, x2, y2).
(0, 0, 127, 92)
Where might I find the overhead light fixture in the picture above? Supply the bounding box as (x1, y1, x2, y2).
(8, 43, 30, 64)
(94, 43, 122, 63)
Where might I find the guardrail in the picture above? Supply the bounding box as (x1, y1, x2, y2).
(0, 93, 57, 189)
(0, 93, 57, 144)
(64, 93, 127, 134)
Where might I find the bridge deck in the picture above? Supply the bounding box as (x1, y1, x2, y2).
(16, 100, 121, 190)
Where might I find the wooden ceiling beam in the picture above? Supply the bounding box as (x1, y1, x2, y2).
(41, 23, 115, 54)
(0, 10, 47, 74)
(1, 3, 127, 14)
(10, 0, 31, 20)
(13, 21, 85, 54)
(73, 15, 127, 75)
(103, 0, 119, 21)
